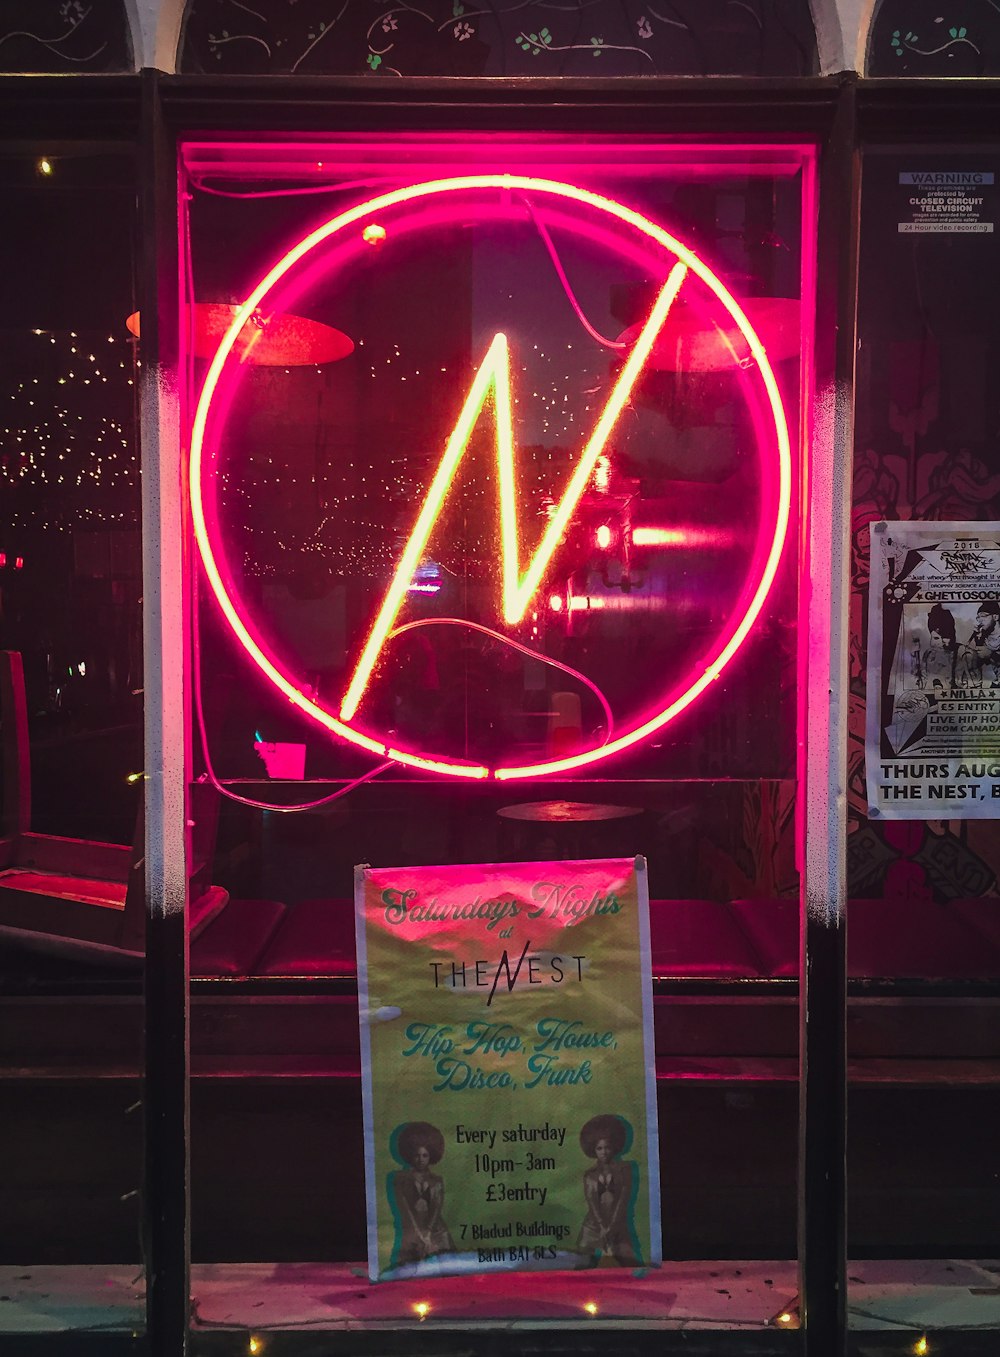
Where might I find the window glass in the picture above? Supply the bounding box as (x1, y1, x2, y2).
(848, 145, 1000, 1338)
(0, 147, 144, 1334)
(183, 135, 812, 1335)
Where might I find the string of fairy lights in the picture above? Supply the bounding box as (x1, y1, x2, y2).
(353, 338, 595, 441)
(1, 318, 601, 580)
(1, 328, 140, 534)
(211, 330, 592, 582)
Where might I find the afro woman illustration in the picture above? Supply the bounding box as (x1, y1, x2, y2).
(390, 1121, 456, 1265)
(577, 1113, 640, 1266)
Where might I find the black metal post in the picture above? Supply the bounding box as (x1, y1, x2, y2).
(140, 67, 191, 1357)
(799, 72, 858, 1357)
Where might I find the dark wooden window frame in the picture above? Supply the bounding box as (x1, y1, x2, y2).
(4, 67, 1000, 1357)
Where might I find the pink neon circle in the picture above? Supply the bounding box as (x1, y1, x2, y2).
(190, 174, 793, 781)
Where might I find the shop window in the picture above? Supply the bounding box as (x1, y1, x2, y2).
(180, 134, 814, 1333)
(0, 144, 144, 1328)
(0, 147, 143, 924)
(0, 0, 132, 73)
(848, 143, 1000, 1337)
(851, 149, 1000, 984)
(179, 0, 817, 76)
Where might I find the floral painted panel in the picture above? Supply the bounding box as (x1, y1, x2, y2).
(180, 0, 816, 76)
(869, 0, 1000, 75)
(0, 0, 132, 72)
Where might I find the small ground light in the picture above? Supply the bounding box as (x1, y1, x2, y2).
(583, 1302, 599, 1316)
(248, 1338, 261, 1355)
(914, 1338, 928, 1356)
(413, 1301, 430, 1319)
(777, 1312, 793, 1325)
(363, 223, 387, 245)
(37, 158, 53, 176)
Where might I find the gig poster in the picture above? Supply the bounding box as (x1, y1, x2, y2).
(355, 857, 660, 1280)
(866, 521, 1000, 819)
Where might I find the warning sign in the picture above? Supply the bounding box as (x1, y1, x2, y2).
(898, 170, 994, 234)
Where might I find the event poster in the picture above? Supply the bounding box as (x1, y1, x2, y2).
(866, 521, 1000, 818)
(355, 856, 660, 1280)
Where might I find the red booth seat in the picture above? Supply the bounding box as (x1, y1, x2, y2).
(848, 897, 1000, 980)
(648, 898, 763, 978)
(191, 893, 1000, 983)
(190, 898, 288, 978)
(727, 897, 798, 978)
(946, 897, 1000, 953)
(256, 897, 357, 977)
(247, 896, 777, 981)
(730, 896, 1000, 981)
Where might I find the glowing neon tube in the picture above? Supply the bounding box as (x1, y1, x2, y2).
(189, 173, 794, 782)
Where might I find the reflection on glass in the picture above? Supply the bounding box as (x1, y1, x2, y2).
(188, 147, 802, 793)
(184, 140, 810, 1323)
(0, 149, 143, 1333)
(847, 147, 1000, 1338)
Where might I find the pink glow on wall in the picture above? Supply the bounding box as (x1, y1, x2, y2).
(188, 173, 796, 782)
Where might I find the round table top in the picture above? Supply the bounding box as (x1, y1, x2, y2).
(497, 800, 641, 823)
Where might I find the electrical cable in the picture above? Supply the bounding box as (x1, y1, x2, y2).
(387, 615, 614, 742)
(520, 194, 627, 351)
(189, 174, 391, 201)
(189, 177, 630, 359)
(183, 178, 617, 795)
(184, 189, 392, 813)
(192, 570, 393, 813)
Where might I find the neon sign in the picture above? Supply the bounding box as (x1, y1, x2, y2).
(190, 174, 794, 781)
